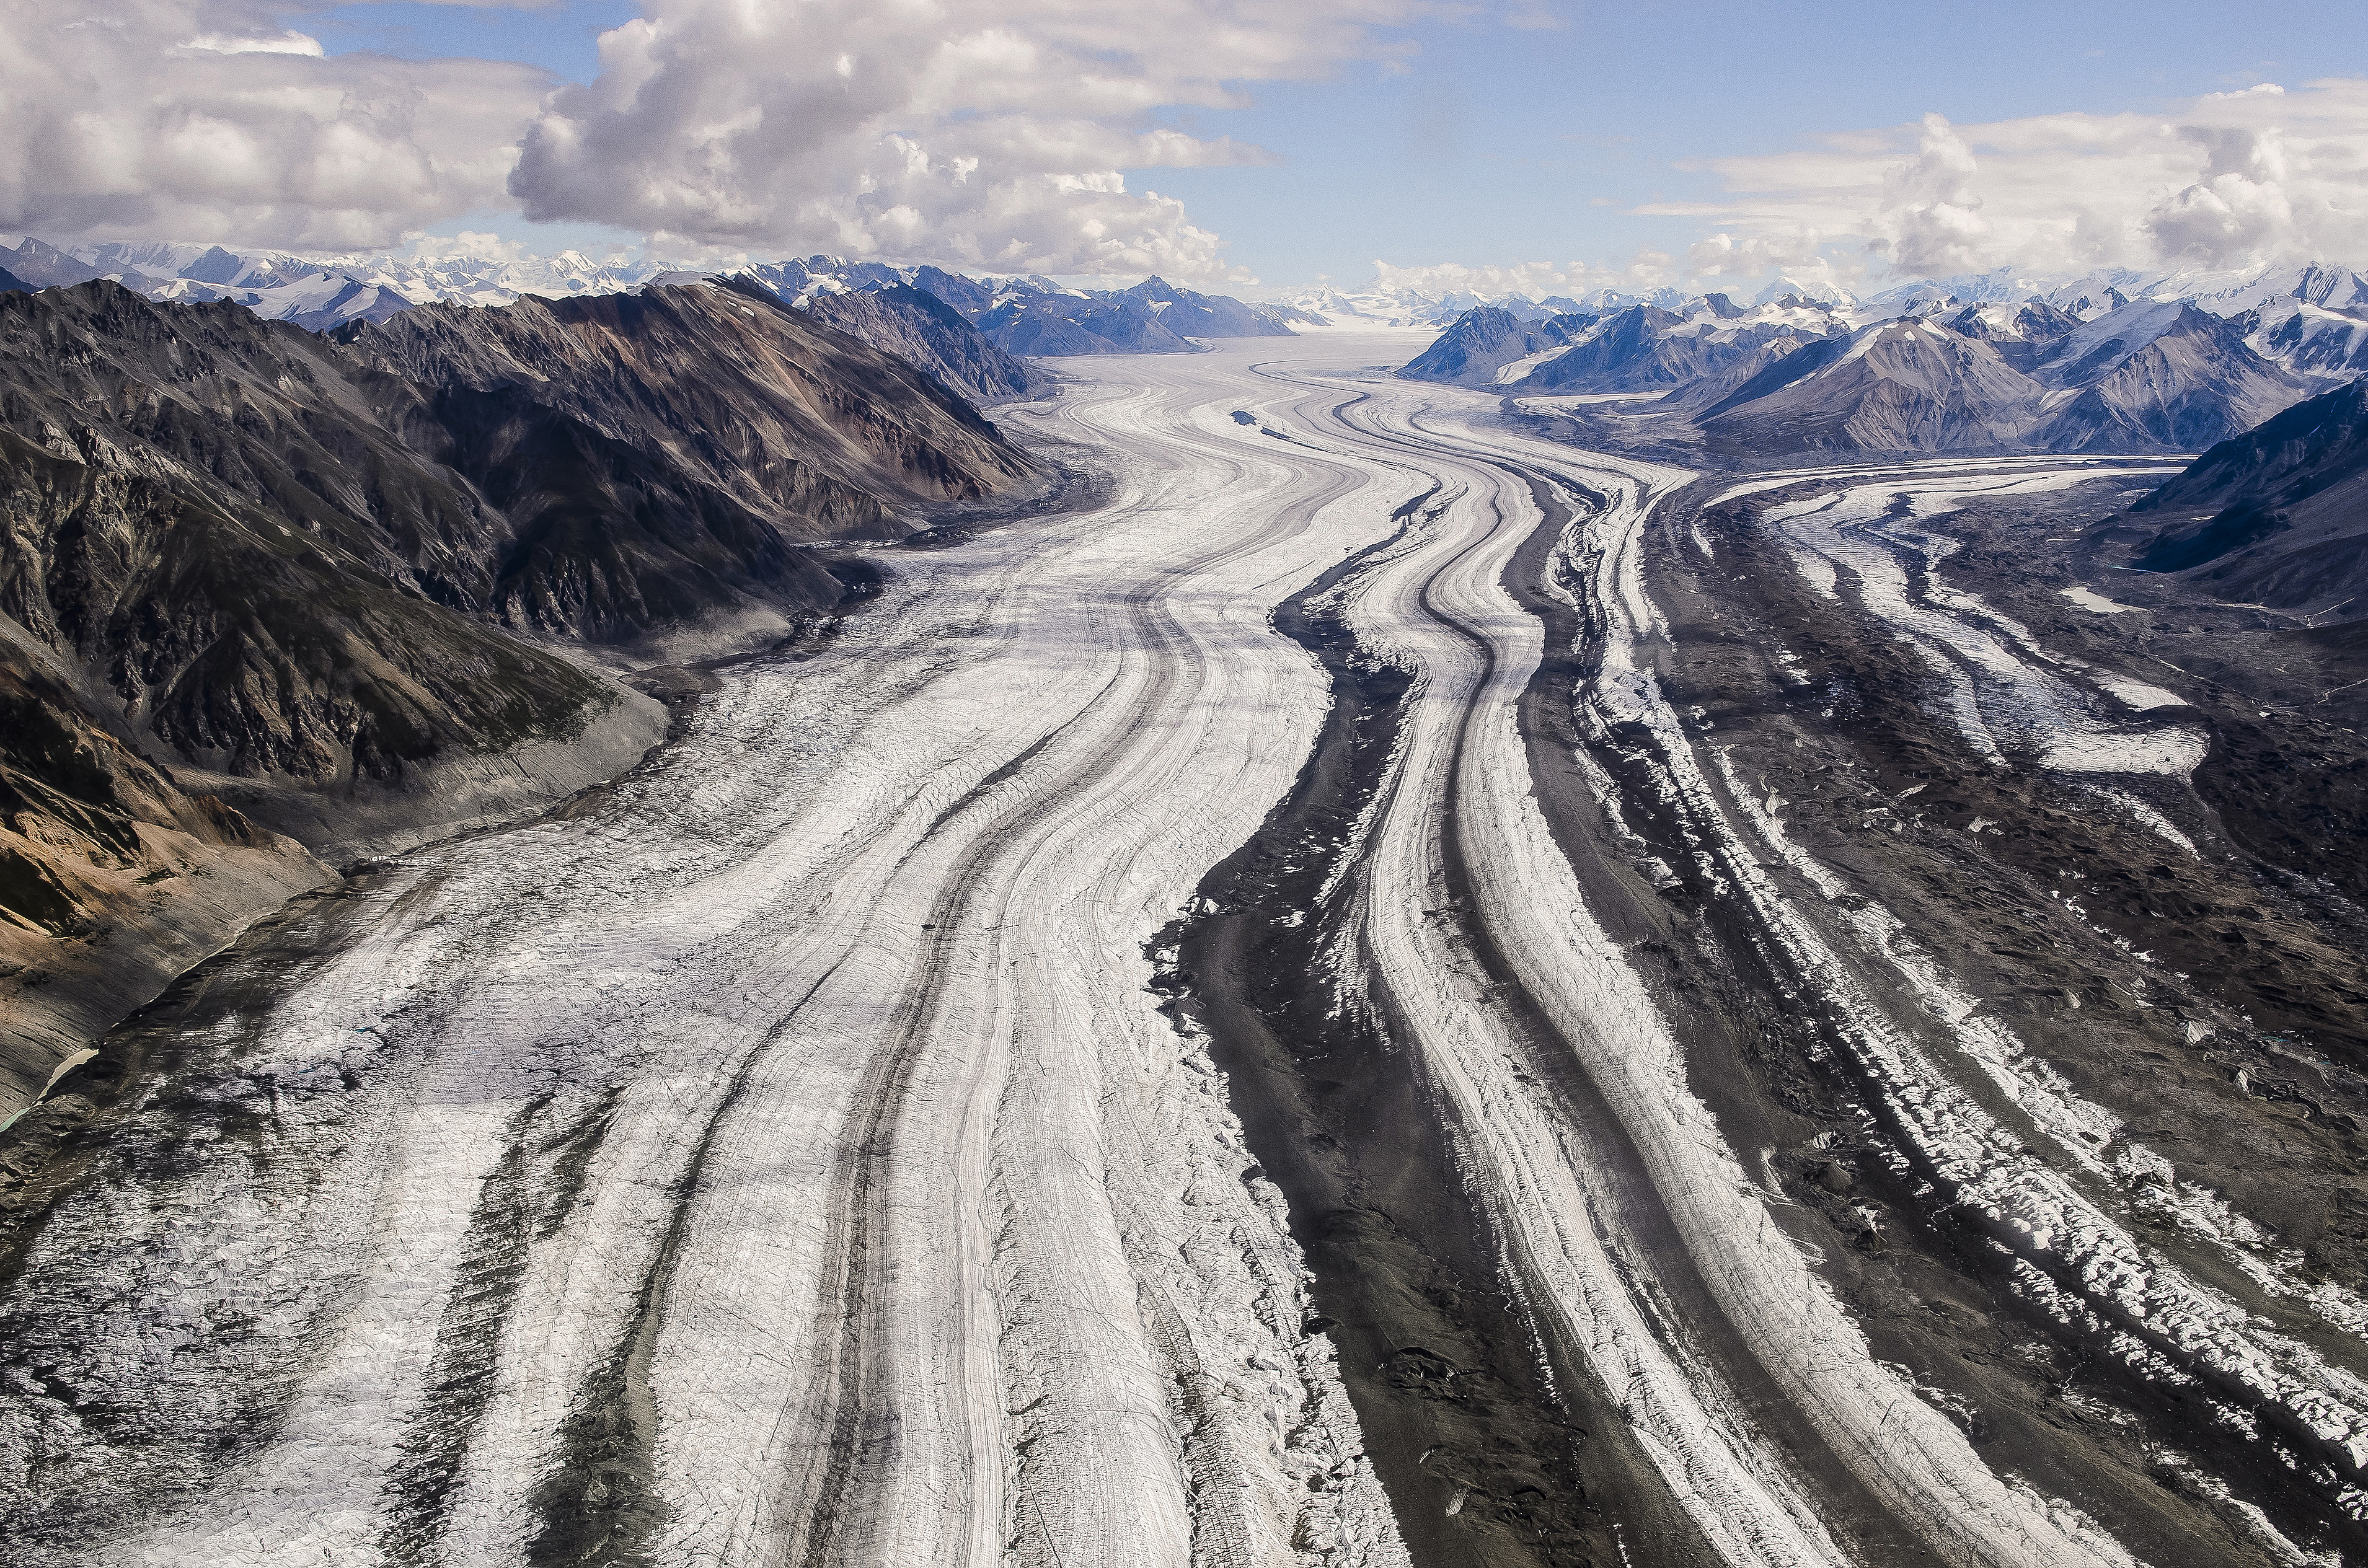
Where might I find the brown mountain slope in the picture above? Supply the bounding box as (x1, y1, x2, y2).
(0, 650, 324, 1115)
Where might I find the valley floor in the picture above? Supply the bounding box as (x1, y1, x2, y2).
(4, 336, 2367, 1568)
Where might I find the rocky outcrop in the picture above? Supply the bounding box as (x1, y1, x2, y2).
(0, 644, 326, 1116)
(337, 280, 1035, 640)
(0, 283, 626, 791)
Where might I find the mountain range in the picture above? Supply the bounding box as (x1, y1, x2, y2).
(0, 276, 1039, 1110)
(735, 262, 1304, 356)
(0, 236, 1305, 359)
(1403, 274, 2349, 457)
(6, 228, 2365, 1111)
(800, 283, 1042, 403)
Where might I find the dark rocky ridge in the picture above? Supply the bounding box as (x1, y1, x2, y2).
(976, 292, 1201, 354)
(0, 653, 323, 1114)
(2105, 377, 2368, 618)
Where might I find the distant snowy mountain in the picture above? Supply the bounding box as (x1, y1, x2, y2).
(1750, 273, 1862, 307)
(1388, 257, 2368, 457)
(1855, 260, 2368, 390)
(0, 234, 681, 332)
(0, 237, 103, 289)
(1400, 293, 1853, 405)
(8, 226, 2361, 395)
(1674, 296, 2304, 455)
(1398, 306, 1599, 384)
(1380, 257, 2368, 402)
(1271, 278, 1692, 329)
(1270, 283, 1460, 327)
(741, 265, 1304, 354)
(1520, 295, 1847, 400)
(0, 234, 1308, 356)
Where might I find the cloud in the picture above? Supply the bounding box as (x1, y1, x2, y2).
(177, 30, 326, 56)
(6, 0, 1415, 273)
(508, 0, 1425, 278)
(2, 0, 549, 249)
(405, 229, 533, 263)
(1657, 76, 2368, 281)
(1371, 252, 1676, 297)
(1881, 112, 1989, 275)
(1684, 227, 1832, 281)
(1500, 3, 1568, 30)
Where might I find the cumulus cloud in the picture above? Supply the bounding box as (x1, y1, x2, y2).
(1683, 227, 1835, 282)
(1881, 113, 1990, 275)
(508, 0, 1423, 278)
(7, 0, 1414, 274)
(1650, 76, 2368, 281)
(2, 0, 549, 249)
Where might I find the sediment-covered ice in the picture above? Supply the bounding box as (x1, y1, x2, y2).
(1292, 382, 2147, 1567)
(1757, 473, 2204, 784)
(1527, 430, 2368, 1531)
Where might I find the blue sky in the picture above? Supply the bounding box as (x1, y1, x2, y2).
(19, 0, 2366, 288)
(296, 0, 2368, 287)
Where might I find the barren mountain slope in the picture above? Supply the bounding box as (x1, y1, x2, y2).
(0, 653, 324, 1115)
(800, 283, 1041, 405)
(1701, 316, 2049, 451)
(0, 279, 1041, 1114)
(2105, 374, 2368, 615)
(2036, 302, 2307, 450)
